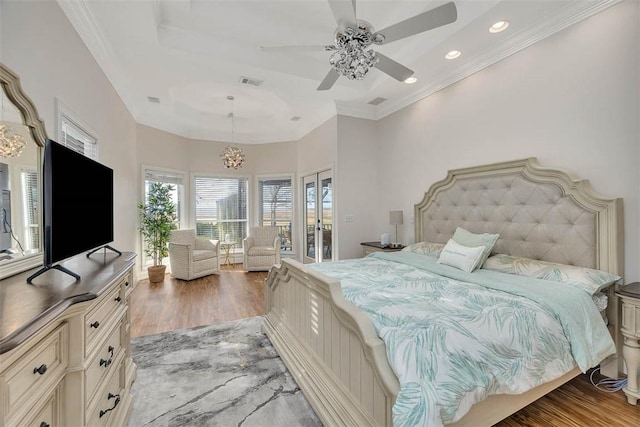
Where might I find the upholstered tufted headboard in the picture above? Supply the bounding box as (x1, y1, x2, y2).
(415, 158, 623, 276)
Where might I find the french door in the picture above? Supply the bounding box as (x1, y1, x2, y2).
(303, 170, 332, 263)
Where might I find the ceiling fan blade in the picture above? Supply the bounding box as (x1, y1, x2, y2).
(374, 52, 414, 82)
(317, 69, 340, 91)
(261, 45, 336, 52)
(374, 2, 457, 45)
(328, 0, 357, 28)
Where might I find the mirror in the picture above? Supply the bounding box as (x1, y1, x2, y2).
(0, 63, 47, 280)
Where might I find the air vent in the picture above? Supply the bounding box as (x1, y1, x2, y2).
(239, 76, 264, 87)
(368, 97, 387, 106)
(290, 116, 301, 121)
(147, 96, 160, 103)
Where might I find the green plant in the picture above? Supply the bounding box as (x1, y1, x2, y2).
(138, 183, 177, 266)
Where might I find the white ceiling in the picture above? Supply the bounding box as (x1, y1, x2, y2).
(58, 0, 619, 144)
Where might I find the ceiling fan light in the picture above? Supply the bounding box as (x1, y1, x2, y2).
(489, 21, 510, 33)
(330, 46, 376, 80)
(445, 50, 461, 59)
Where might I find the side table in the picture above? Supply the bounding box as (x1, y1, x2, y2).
(220, 241, 236, 266)
(617, 281, 640, 405)
(360, 241, 404, 257)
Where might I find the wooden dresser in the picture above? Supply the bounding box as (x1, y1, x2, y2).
(0, 251, 137, 427)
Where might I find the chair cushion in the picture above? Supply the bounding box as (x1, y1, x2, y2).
(193, 249, 217, 262)
(250, 226, 280, 247)
(247, 246, 277, 256)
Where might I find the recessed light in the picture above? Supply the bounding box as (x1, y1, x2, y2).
(445, 50, 461, 59)
(404, 77, 418, 84)
(489, 20, 510, 33)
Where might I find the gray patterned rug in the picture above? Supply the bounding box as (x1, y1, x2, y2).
(128, 316, 322, 427)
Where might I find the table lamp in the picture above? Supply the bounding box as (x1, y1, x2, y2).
(389, 210, 403, 248)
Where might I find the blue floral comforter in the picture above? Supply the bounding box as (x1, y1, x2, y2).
(309, 251, 615, 427)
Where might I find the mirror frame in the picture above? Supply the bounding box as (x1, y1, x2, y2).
(0, 62, 47, 280)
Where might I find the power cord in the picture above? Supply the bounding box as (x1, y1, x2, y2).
(1, 207, 24, 253)
(589, 357, 627, 392)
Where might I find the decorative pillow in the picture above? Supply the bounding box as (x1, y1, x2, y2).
(437, 239, 485, 273)
(401, 242, 445, 258)
(452, 227, 499, 267)
(483, 254, 622, 295)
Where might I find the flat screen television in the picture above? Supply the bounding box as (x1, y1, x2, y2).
(27, 139, 119, 283)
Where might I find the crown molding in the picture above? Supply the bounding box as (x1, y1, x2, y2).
(335, 103, 377, 120)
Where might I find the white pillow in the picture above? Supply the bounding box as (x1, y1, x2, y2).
(437, 239, 485, 273)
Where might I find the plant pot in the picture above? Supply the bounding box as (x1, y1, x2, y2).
(147, 265, 166, 283)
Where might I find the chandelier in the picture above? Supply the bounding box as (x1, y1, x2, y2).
(0, 123, 26, 158)
(329, 22, 379, 80)
(220, 95, 245, 170)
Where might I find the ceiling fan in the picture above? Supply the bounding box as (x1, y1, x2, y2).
(261, 1, 457, 91)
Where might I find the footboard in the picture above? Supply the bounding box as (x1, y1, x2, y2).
(263, 259, 400, 426)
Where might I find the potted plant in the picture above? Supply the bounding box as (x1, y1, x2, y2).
(138, 182, 177, 282)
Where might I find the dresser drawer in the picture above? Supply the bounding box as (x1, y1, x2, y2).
(621, 300, 640, 336)
(122, 271, 134, 299)
(3, 324, 68, 423)
(18, 382, 62, 427)
(86, 361, 124, 427)
(85, 285, 125, 357)
(86, 321, 123, 405)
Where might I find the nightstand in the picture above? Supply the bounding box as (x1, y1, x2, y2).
(360, 241, 404, 257)
(617, 282, 640, 405)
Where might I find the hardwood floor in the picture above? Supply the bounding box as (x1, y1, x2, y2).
(130, 264, 267, 338)
(129, 264, 640, 426)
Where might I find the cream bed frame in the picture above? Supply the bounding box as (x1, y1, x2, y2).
(263, 158, 623, 426)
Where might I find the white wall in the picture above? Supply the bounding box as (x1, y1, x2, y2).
(1, 1, 138, 265)
(336, 116, 379, 260)
(374, 0, 640, 281)
(296, 116, 337, 175)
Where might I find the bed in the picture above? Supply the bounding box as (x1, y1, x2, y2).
(262, 157, 624, 426)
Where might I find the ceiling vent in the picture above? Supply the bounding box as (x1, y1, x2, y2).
(290, 116, 301, 121)
(147, 96, 160, 103)
(368, 97, 387, 106)
(239, 76, 264, 87)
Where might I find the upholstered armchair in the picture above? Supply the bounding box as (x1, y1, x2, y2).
(243, 226, 281, 271)
(168, 229, 220, 280)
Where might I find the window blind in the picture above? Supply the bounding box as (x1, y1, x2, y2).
(21, 169, 39, 250)
(144, 169, 184, 186)
(194, 177, 247, 243)
(60, 116, 97, 159)
(259, 178, 292, 251)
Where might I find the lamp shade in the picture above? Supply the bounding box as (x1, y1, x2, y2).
(389, 210, 403, 226)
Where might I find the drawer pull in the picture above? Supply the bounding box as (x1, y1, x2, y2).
(39, 422, 50, 427)
(33, 364, 48, 375)
(90, 321, 100, 329)
(100, 346, 115, 368)
(99, 393, 120, 418)
(114, 296, 122, 302)
(125, 281, 129, 287)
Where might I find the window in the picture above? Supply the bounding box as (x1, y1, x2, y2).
(258, 177, 293, 252)
(20, 169, 39, 251)
(195, 176, 248, 246)
(144, 168, 184, 227)
(141, 168, 184, 266)
(56, 99, 98, 159)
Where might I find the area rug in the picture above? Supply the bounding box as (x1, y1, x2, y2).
(128, 316, 322, 427)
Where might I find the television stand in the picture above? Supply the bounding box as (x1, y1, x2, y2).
(86, 245, 122, 258)
(26, 264, 80, 284)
